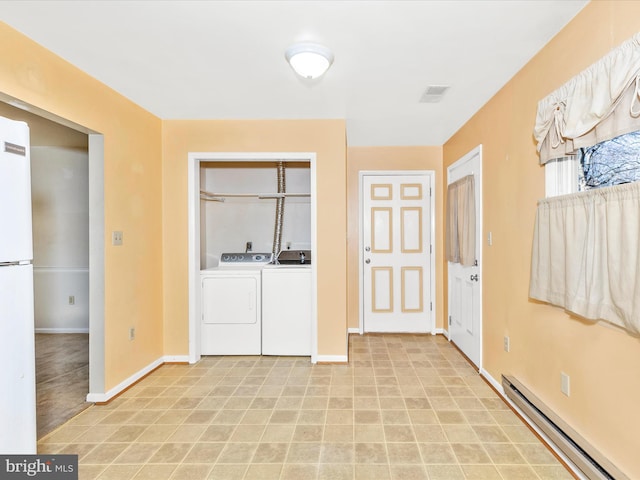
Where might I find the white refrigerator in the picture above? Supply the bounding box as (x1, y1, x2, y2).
(0, 115, 37, 453)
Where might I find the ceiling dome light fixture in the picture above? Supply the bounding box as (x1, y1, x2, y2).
(285, 42, 334, 79)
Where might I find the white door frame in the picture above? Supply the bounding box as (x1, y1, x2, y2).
(447, 145, 482, 371)
(0, 93, 107, 401)
(358, 170, 436, 335)
(188, 152, 318, 363)
(87, 134, 105, 398)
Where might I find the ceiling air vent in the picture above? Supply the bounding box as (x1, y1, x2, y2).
(420, 85, 450, 103)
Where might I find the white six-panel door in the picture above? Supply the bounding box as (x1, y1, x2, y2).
(362, 173, 433, 333)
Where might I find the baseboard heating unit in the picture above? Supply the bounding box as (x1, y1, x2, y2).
(501, 375, 628, 480)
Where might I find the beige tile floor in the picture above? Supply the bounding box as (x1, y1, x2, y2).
(38, 334, 574, 480)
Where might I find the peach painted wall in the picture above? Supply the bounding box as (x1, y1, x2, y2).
(161, 120, 348, 358)
(443, 2, 640, 477)
(346, 147, 444, 331)
(0, 23, 164, 390)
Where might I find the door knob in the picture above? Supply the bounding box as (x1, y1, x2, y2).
(470, 274, 479, 281)
(365, 259, 371, 264)
(365, 246, 371, 252)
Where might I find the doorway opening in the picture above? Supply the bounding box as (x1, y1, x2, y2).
(0, 94, 105, 437)
(188, 152, 319, 363)
(447, 145, 483, 370)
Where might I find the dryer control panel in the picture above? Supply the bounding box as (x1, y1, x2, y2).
(219, 252, 273, 265)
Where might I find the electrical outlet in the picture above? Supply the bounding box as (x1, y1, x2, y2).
(129, 327, 135, 341)
(112, 231, 123, 246)
(68, 295, 75, 305)
(561, 372, 570, 396)
(503, 335, 510, 352)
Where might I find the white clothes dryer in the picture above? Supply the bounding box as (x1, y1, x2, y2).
(200, 253, 271, 355)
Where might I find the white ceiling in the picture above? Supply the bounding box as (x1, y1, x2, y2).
(0, 0, 588, 146)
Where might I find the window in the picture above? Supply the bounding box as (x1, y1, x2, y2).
(533, 34, 640, 334)
(544, 156, 580, 198)
(579, 130, 640, 190)
(545, 130, 640, 197)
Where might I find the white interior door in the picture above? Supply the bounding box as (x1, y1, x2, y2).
(447, 146, 482, 368)
(362, 173, 433, 333)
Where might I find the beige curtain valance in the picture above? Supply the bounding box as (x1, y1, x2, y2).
(534, 32, 640, 164)
(529, 181, 640, 334)
(446, 175, 476, 267)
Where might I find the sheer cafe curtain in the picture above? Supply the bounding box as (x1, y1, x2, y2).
(446, 175, 475, 267)
(530, 32, 640, 335)
(529, 182, 640, 334)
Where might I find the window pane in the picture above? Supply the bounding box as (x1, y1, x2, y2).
(580, 130, 640, 189)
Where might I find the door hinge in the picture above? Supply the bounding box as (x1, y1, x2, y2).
(430, 244, 432, 254)
(430, 187, 432, 197)
(448, 315, 452, 325)
(430, 302, 433, 311)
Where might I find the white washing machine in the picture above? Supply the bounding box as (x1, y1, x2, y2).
(200, 252, 271, 355)
(262, 265, 312, 356)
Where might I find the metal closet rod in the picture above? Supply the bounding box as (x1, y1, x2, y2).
(200, 190, 310, 200)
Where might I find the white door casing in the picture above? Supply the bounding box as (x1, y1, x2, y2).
(360, 172, 435, 333)
(188, 152, 318, 363)
(447, 146, 482, 369)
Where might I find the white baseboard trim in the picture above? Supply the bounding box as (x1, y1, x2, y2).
(36, 328, 89, 334)
(316, 354, 348, 363)
(349, 328, 447, 335)
(479, 369, 585, 480)
(480, 367, 504, 395)
(86, 357, 164, 403)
